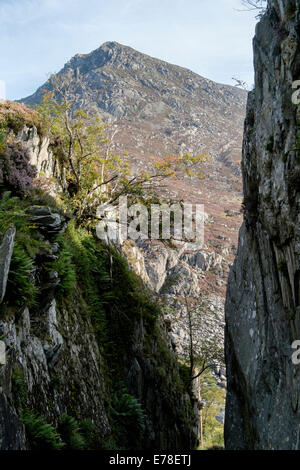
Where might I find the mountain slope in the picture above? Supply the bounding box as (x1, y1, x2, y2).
(22, 41, 247, 267)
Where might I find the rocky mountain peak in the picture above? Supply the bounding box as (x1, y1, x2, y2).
(63, 41, 136, 73)
(22, 42, 246, 187)
(23, 41, 246, 119)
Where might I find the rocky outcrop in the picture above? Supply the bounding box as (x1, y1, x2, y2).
(28, 206, 68, 235)
(123, 239, 226, 370)
(17, 126, 53, 178)
(0, 227, 16, 303)
(225, 0, 300, 450)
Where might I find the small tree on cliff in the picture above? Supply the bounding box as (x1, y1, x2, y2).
(182, 291, 224, 381)
(37, 73, 209, 223)
(179, 290, 224, 448)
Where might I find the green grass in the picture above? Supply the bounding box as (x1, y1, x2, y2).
(50, 236, 76, 297)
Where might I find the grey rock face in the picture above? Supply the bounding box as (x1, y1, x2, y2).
(225, 0, 300, 450)
(17, 125, 63, 195)
(122, 239, 226, 359)
(0, 301, 111, 444)
(0, 393, 26, 450)
(17, 126, 53, 178)
(0, 272, 197, 450)
(0, 226, 16, 304)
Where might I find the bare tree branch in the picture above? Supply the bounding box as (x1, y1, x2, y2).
(239, 0, 267, 15)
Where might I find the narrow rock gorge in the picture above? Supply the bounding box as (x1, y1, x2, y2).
(21, 42, 247, 395)
(225, 0, 300, 450)
(0, 39, 247, 450)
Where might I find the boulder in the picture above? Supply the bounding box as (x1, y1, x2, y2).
(28, 206, 68, 235)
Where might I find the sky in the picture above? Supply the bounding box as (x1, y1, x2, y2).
(0, 0, 258, 100)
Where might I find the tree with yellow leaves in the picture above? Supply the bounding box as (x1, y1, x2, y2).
(37, 73, 209, 224)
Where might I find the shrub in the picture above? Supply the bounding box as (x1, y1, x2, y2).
(101, 436, 121, 450)
(0, 142, 37, 196)
(57, 414, 96, 450)
(80, 419, 96, 449)
(60, 222, 111, 335)
(0, 126, 6, 152)
(0, 189, 48, 256)
(198, 371, 225, 450)
(0, 191, 28, 234)
(0, 101, 41, 134)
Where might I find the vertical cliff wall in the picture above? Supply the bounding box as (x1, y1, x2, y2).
(225, 0, 300, 449)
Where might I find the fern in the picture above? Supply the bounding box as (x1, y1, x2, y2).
(58, 414, 85, 450)
(111, 387, 145, 434)
(6, 242, 38, 306)
(51, 236, 76, 296)
(22, 410, 64, 450)
(0, 192, 28, 234)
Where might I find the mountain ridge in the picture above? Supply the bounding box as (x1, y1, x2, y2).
(23, 41, 246, 109)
